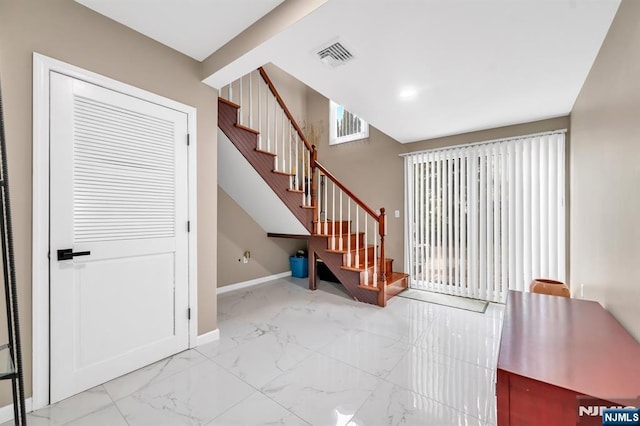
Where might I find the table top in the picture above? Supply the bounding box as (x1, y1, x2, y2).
(498, 290, 640, 404)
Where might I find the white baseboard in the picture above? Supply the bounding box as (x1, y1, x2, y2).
(196, 329, 220, 346)
(217, 271, 291, 295)
(0, 397, 33, 423)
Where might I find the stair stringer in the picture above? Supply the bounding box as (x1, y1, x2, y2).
(218, 99, 314, 233)
(309, 235, 380, 306)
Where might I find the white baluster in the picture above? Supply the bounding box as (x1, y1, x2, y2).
(239, 75, 243, 125)
(273, 100, 278, 170)
(339, 189, 343, 251)
(364, 214, 368, 285)
(331, 182, 336, 250)
(229, 81, 233, 104)
(249, 72, 253, 129)
(373, 225, 378, 288)
(289, 124, 293, 189)
(307, 149, 311, 207)
(347, 199, 351, 266)
(323, 174, 328, 234)
(288, 129, 293, 190)
(295, 135, 300, 193)
(266, 87, 269, 152)
(258, 76, 262, 149)
(316, 171, 322, 234)
(355, 205, 360, 267)
(282, 111, 286, 173)
(274, 97, 278, 170)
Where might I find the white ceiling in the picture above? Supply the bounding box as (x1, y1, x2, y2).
(77, 0, 621, 143)
(75, 0, 284, 61)
(205, 0, 620, 143)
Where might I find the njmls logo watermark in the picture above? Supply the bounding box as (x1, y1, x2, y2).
(602, 408, 640, 425)
(577, 397, 640, 426)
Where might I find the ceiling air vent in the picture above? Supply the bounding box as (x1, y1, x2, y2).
(316, 41, 354, 68)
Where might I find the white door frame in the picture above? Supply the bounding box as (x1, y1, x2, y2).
(32, 53, 198, 410)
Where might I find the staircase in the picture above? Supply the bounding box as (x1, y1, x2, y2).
(218, 67, 407, 307)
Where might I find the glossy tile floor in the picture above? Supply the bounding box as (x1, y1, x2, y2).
(14, 277, 504, 425)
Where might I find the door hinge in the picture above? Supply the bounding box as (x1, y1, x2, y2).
(187, 134, 190, 146)
(187, 220, 191, 232)
(188, 308, 191, 320)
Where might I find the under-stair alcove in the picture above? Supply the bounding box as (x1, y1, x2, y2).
(217, 67, 408, 306)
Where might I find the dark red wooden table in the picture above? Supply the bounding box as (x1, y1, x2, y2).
(497, 290, 640, 425)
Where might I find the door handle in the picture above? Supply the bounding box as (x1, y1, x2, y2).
(57, 249, 91, 261)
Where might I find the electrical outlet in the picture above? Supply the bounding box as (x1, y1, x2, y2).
(394, 210, 400, 218)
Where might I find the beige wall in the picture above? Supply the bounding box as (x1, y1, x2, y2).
(307, 86, 569, 273)
(307, 88, 406, 269)
(0, 0, 218, 404)
(570, 0, 640, 341)
(405, 117, 570, 153)
(217, 63, 308, 287)
(263, 63, 308, 124)
(217, 188, 305, 287)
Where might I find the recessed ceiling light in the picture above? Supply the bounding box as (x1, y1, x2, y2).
(399, 87, 418, 100)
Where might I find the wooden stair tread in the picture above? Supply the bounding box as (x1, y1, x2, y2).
(325, 244, 374, 254)
(385, 272, 409, 300)
(357, 284, 381, 292)
(218, 97, 240, 109)
(287, 188, 305, 193)
(341, 258, 393, 272)
(272, 170, 294, 176)
(357, 272, 408, 292)
(313, 232, 363, 238)
(387, 272, 409, 285)
(254, 148, 276, 157)
(235, 123, 259, 135)
(301, 205, 315, 209)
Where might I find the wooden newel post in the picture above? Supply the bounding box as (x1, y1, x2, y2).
(379, 208, 386, 284)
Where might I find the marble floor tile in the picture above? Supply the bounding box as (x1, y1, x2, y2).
(354, 306, 433, 345)
(208, 392, 309, 426)
(14, 279, 503, 426)
(27, 386, 113, 426)
(217, 286, 285, 322)
(487, 396, 497, 426)
(65, 404, 128, 426)
(103, 349, 208, 401)
(196, 317, 280, 359)
(385, 347, 494, 421)
(116, 360, 254, 425)
(349, 380, 484, 426)
(384, 296, 440, 322)
(261, 353, 380, 426)
(415, 324, 500, 369)
(266, 304, 353, 351)
(320, 329, 411, 377)
(212, 332, 314, 388)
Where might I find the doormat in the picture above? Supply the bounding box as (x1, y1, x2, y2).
(397, 289, 488, 313)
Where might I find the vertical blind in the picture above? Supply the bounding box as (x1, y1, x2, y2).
(403, 131, 566, 303)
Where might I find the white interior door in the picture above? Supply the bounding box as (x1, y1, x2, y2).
(49, 72, 190, 403)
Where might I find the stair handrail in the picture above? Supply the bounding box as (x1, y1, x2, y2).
(223, 66, 389, 288)
(314, 160, 379, 220)
(314, 160, 387, 285)
(258, 67, 313, 152)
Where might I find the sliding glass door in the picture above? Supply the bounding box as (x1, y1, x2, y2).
(404, 131, 566, 303)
